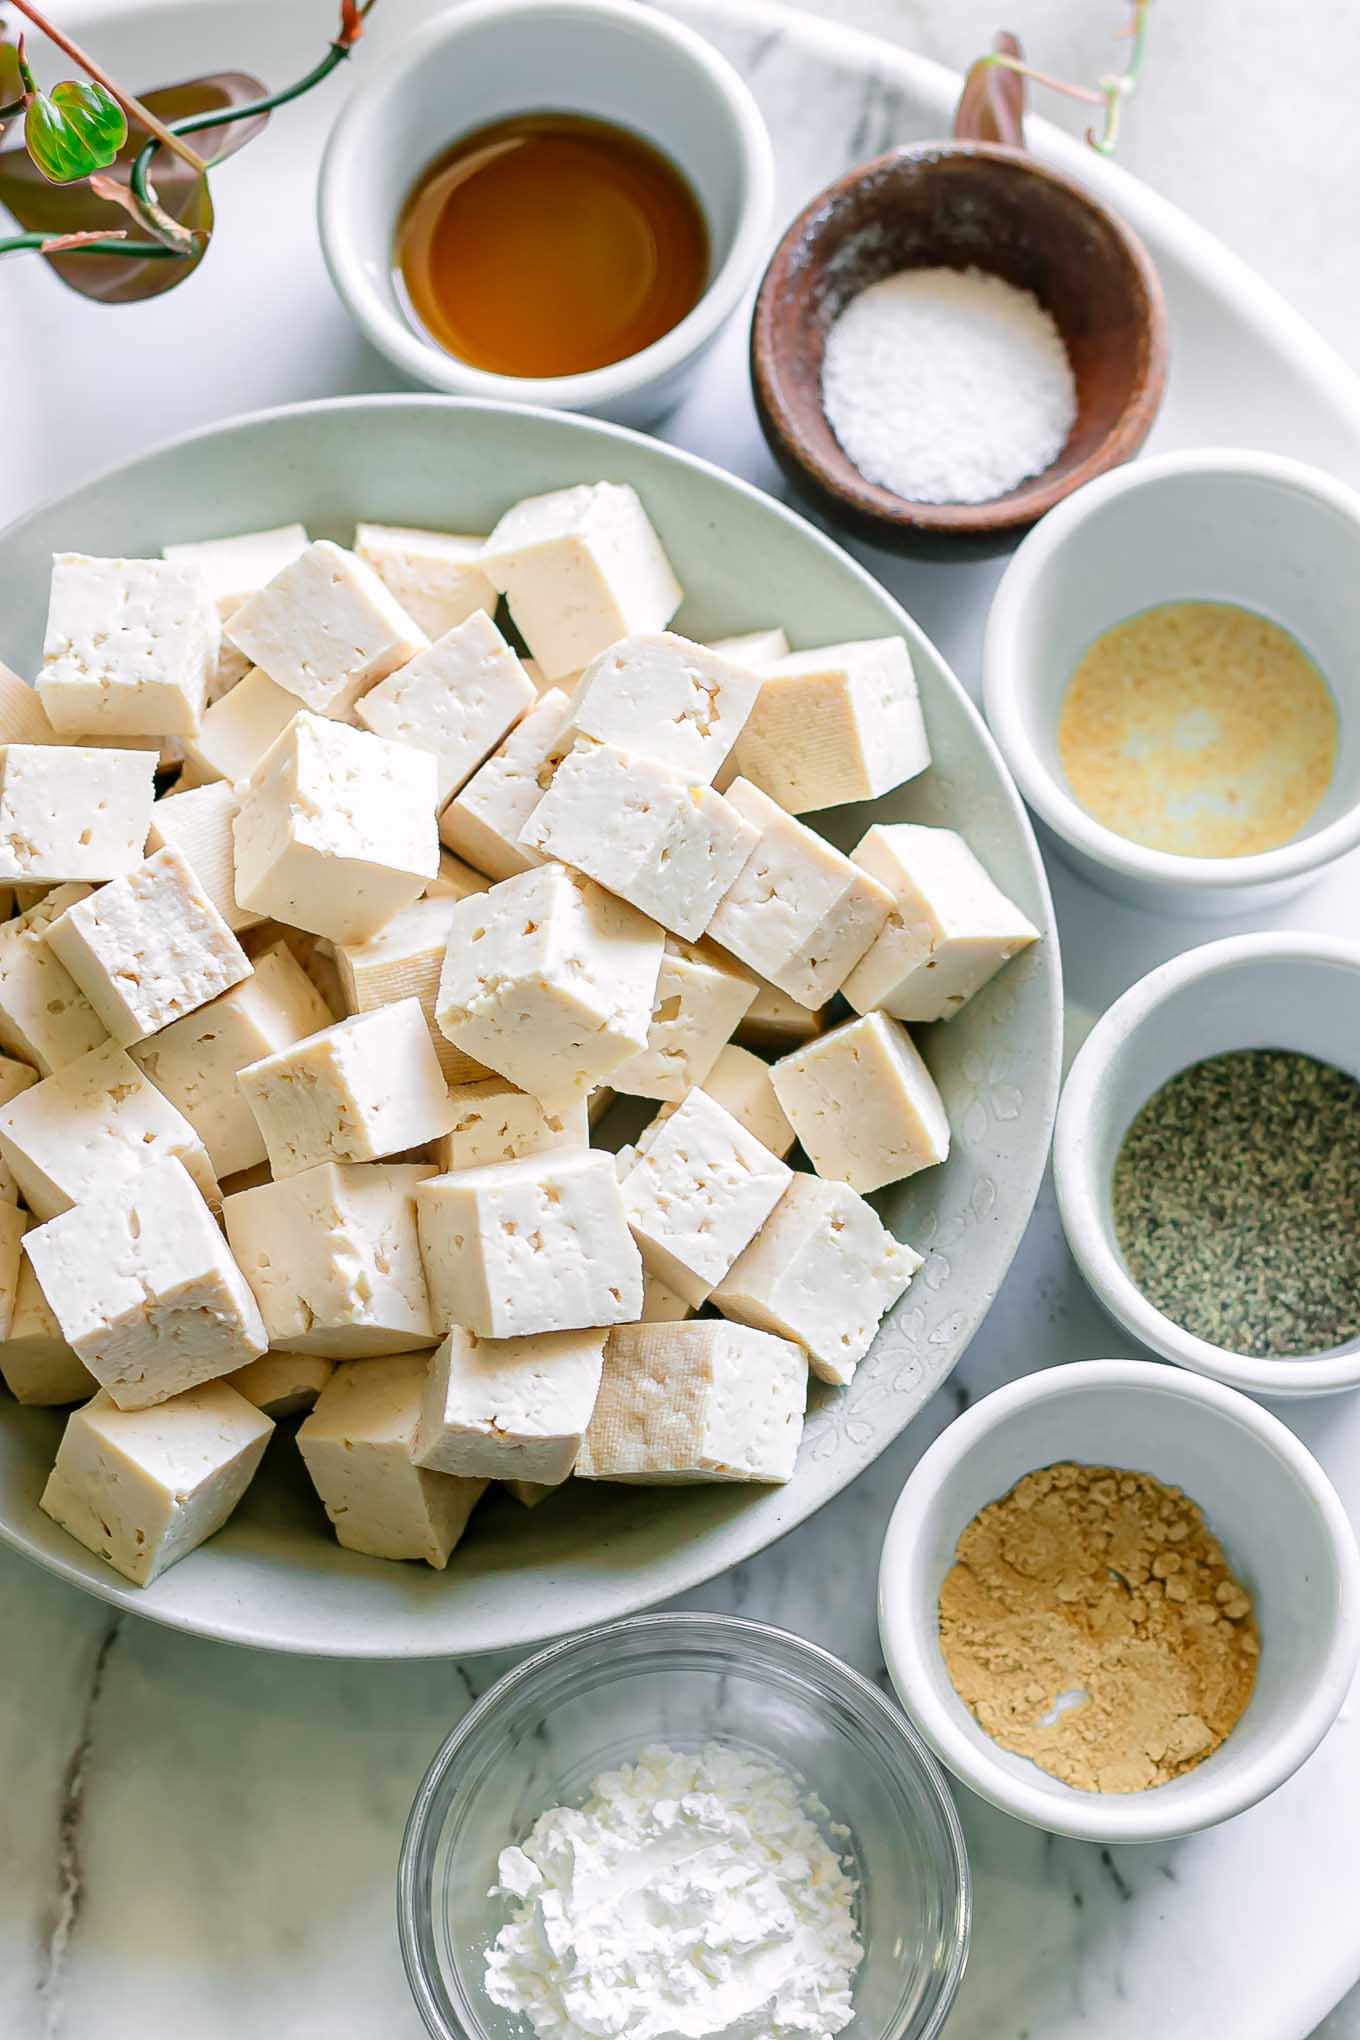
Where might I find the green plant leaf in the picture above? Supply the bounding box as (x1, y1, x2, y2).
(25, 79, 128, 184)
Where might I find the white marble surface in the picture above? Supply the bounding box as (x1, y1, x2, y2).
(5, 1, 1360, 2036)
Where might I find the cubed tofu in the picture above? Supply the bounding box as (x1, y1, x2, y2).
(131, 943, 335, 1178)
(46, 844, 251, 1046)
(699, 1044, 796, 1159)
(243, 921, 344, 1021)
(334, 896, 489, 1087)
(707, 780, 894, 1007)
(730, 637, 929, 813)
(240, 998, 453, 1178)
(39, 1382, 272, 1585)
(0, 1200, 24, 1337)
(0, 1052, 38, 1200)
(842, 823, 1040, 1022)
(25, 1158, 267, 1408)
(618, 1088, 792, 1308)
(223, 1161, 435, 1357)
(0, 659, 58, 745)
(146, 781, 265, 934)
(732, 971, 828, 1052)
(226, 539, 427, 718)
(708, 627, 791, 670)
(479, 483, 681, 680)
(430, 1080, 588, 1172)
(0, 744, 154, 883)
(205, 639, 253, 708)
(713, 1174, 921, 1385)
(437, 686, 573, 882)
(771, 1011, 950, 1193)
(611, 940, 757, 1102)
(38, 554, 219, 736)
(0, 1038, 219, 1220)
(164, 524, 309, 618)
(232, 711, 439, 944)
(411, 1324, 605, 1485)
(563, 633, 760, 782)
(415, 1149, 642, 1339)
(0, 1259, 96, 1405)
(0, 884, 109, 1075)
(354, 523, 496, 640)
(225, 1350, 334, 1418)
(423, 849, 492, 903)
(576, 1321, 806, 1484)
(297, 1354, 485, 1566)
(356, 610, 536, 807)
(436, 863, 663, 1107)
(638, 1270, 695, 1323)
(182, 666, 300, 785)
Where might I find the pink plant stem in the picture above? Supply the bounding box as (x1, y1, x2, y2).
(7, 0, 208, 171)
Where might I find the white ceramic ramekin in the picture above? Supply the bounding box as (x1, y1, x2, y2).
(983, 449, 1360, 912)
(1054, 932, 1360, 1397)
(318, 0, 775, 426)
(878, 1359, 1360, 1844)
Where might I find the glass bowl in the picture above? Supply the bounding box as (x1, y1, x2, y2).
(398, 1611, 971, 2040)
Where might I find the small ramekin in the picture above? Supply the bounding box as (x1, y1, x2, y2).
(318, 0, 775, 427)
(878, 1359, 1360, 1844)
(983, 449, 1360, 912)
(1054, 931, 1360, 1397)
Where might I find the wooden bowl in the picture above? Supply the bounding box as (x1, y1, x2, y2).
(750, 143, 1168, 553)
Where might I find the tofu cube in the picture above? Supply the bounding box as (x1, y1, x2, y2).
(0, 745, 154, 883)
(0, 884, 109, 1075)
(707, 780, 894, 1007)
(0, 1259, 96, 1405)
(334, 896, 490, 1087)
(0, 659, 58, 745)
(38, 553, 219, 737)
(25, 1159, 267, 1408)
(479, 483, 682, 680)
(298, 1354, 485, 1566)
(415, 1149, 642, 1339)
(39, 1382, 272, 1585)
(164, 524, 309, 618)
(131, 942, 334, 1178)
(714, 1174, 922, 1385)
(732, 972, 828, 1052)
(356, 610, 536, 807)
(146, 781, 265, 934)
(619, 1088, 792, 1307)
(46, 844, 251, 1046)
(239, 998, 453, 1178)
(226, 539, 427, 717)
(0, 1052, 38, 1201)
(730, 637, 929, 813)
(708, 627, 790, 669)
(223, 1161, 434, 1357)
(430, 1080, 588, 1172)
(435, 863, 663, 1107)
(638, 1270, 695, 1323)
(204, 639, 253, 708)
(700, 1044, 796, 1159)
(182, 666, 300, 785)
(437, 686, 573, 882)
(564, 633, 760, 782)
(772, 1012, 950, 1193)
(411, 1324, 606, 1484)
(611, 940, 757, 1103)
(423, 849, 491, 903)
(576, 1321, 807, 1484)
(0, 1038, 220, 1220)
(354, 523, 496, 640)
(225, 1351, 334, 1418)
(243, 921, 344, 1022)
(232, 711, 439, 945)
(842, 823, 1040, 1022)
(0, 1199, 24, 1335)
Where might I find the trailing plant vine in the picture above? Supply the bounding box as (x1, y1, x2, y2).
(955, 2, 1150, 155)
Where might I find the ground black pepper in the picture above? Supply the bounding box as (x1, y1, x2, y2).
(1111, 1049, 1360, 1357)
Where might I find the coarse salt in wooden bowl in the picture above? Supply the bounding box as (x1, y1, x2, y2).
(750, 142, 1168, 554)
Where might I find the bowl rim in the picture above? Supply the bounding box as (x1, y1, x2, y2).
(1053, 930, 1360, 1395)
(750, 139, 1169, 540)
(983, 445, 1360, 891)
(316, 0, 776, 410)
(397, 1609, 973, 2040)
(877, 1357, 1360, 1843)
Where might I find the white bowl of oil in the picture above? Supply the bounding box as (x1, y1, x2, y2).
(983, 448, 1360, 912)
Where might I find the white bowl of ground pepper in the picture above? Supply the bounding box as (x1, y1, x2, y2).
(1055, 933, 1360, 1395)
(878, 1360, 1360, 1843)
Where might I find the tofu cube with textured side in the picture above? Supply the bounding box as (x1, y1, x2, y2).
(223, 1161, 434, 1357)
(700, 1044, 796, 1159)
(225, 1350, 335, 1418)
(411, 1325, 605, 1485)
(436, 863, 663, 1107)
(431, 1080, 587, 1172)
(146, 781, 264, 934)
(479, 483, 682, 680)
(355, 523, 496, 640)
(611, 940, 757, 1103)
(842, 823, 1040, 1022)
(563, 633, 760, 782)
(714, 1174, 921, 1385)
(437, 686, 573, 882)
(356, 610, 536, 807)
(0, 1258, 96, 1404)
(182, 666, 300, 784)
(240, 998, 453, 1177)
(40, 1382, 272, 1585)
(46, 844, 251, 1045)
(0, 885, 109, 1075)
(226, 539, 427, 717)
(707, 780, 894, 1007)
(38, 553, 219, 736)
(619, 1088, 792, 1307)
(334, 896, 489, 1087)
(576, 1320, 807, 1484)
(730, 638, 929, 813)
(0, 660, 58, 745)
(233, 711, 438, 944)
(0, 744, 154, 883)
(164, 524, 309, 618)
(25, 1158, 267, 1407)
(772, 1012, 950, 1193)
(416, 1149, 642, 1339)
(298, 1354, 485, 1566)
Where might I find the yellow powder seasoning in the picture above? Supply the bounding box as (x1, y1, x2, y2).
(1056, 600, 1338, 858)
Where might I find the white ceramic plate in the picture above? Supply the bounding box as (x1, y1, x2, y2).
(0, 396, 1061, 1654)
